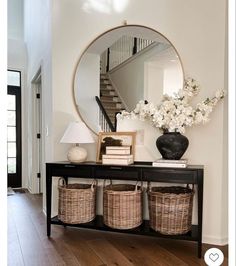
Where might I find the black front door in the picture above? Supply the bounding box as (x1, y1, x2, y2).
(7, 83, 22, 188)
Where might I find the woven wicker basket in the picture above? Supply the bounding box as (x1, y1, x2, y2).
(103, 180, 142, 230)
(58, 178, 97, 224)
(148, 185, 194, 235)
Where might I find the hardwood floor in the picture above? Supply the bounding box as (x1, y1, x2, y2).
(8, 193, 228, 266)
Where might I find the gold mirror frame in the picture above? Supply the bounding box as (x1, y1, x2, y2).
(72, 24, 185, 136)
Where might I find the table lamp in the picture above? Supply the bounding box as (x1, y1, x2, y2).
(60, 121, 94, 163)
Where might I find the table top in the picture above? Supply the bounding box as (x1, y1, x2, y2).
(46, 161, 204, 170)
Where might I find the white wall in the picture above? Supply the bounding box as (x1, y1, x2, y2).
(109, 44, 183, 109)
(144, 63, 163, 105)
(8, 0, 24, 40)
(51, 0, 228, 245)
(163, 63, 182, 95)
(8, 0, 28, 188)
(109, 54, 145, 110)
(75, 52, 100, 133)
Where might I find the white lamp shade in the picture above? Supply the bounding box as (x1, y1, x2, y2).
(60, 121, 94, 144)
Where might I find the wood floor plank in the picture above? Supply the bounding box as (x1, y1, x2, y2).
(107, 234, 161, 266)
(87, 238, 135, 266)
(28, 201, 103, 266)
(44, 238, 82, 266)
(8, 193, 228, 266)
(60, 229, 106, 266)
(157, 239, 228, 266)
(28, 206, 82, 265)
(11, 212, 52, 266)
(9, 194, 58, 265)
(124, 235, 188, 266)
(7, 208, 24, 266)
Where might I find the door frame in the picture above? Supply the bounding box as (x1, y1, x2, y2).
(7, 83, 22, 188)
(31, 68, 44, 194)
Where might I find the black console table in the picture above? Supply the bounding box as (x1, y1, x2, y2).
(46, 161, 204, 258)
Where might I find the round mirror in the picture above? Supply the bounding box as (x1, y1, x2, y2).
(73, 25, 184, 134)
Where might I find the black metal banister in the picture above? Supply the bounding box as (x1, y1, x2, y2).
(95, 96, 115, 132)
(103, 36, 154, 73)
(132, 37, 137, 55)
(106, 48, 110, 73)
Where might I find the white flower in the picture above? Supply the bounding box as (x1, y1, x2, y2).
(118, 78, 225, 133)
(215, 89, 225, 99)
(183, 78, 200, 98)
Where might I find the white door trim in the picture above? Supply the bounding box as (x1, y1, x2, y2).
(31, 67, 44, 194)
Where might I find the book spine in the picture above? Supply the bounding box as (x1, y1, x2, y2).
(102, 158, 134, 165)
(103, 154, 133, 159)
(106, 146, 130, 150)
(106, 150, 131, 155)
(155, 159, 187, 163)
(152, 162, 187, 168)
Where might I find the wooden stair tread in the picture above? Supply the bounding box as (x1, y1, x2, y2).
(100, 96, 119, 101)
(100, 86, 112, 89)
(99, 74, 125, 130)
(100, 75, 108, 79)
(100, 92, 116, 97)
(100, 88, 114, 91)
(100, 82, 109, 84)
(103, 106, 120, 111)
(101, 100, 121, 104)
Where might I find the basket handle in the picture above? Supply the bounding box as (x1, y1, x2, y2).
(103, 180, 142, 191)
(91, 179, 98, 191)
(147, 183, 195, 192)
(103, 179, 112, 188)
(135, 180, 143, 191)
(58, 177, 66, 187)
(147, 181, 152, 192)
(187, 184, 195, 191)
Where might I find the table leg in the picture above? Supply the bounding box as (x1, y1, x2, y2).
(198, 241, 202, 258)
(46, 166, 52, 237)
(197, 169, 204, 258)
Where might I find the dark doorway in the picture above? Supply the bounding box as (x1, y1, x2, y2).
(7, 70, 22, 188)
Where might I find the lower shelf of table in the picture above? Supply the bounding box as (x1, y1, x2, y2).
(51, 215, 199, 241)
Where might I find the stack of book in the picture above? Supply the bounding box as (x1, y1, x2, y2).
(102, 146, 134, 165)
(152, 158, 188, 168)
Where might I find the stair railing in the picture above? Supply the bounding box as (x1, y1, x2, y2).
(101, 36, 154, 73)
(95, 96, 116, 132)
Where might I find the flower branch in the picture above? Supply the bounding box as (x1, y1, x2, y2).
(117, 78, 225, 134)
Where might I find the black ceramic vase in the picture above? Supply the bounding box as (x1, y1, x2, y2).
(156, 132, 189, 160)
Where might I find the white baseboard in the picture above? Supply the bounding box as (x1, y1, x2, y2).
(203, 235, 228, 245)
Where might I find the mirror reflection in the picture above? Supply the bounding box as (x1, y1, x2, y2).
(74, 25, 184, 133)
